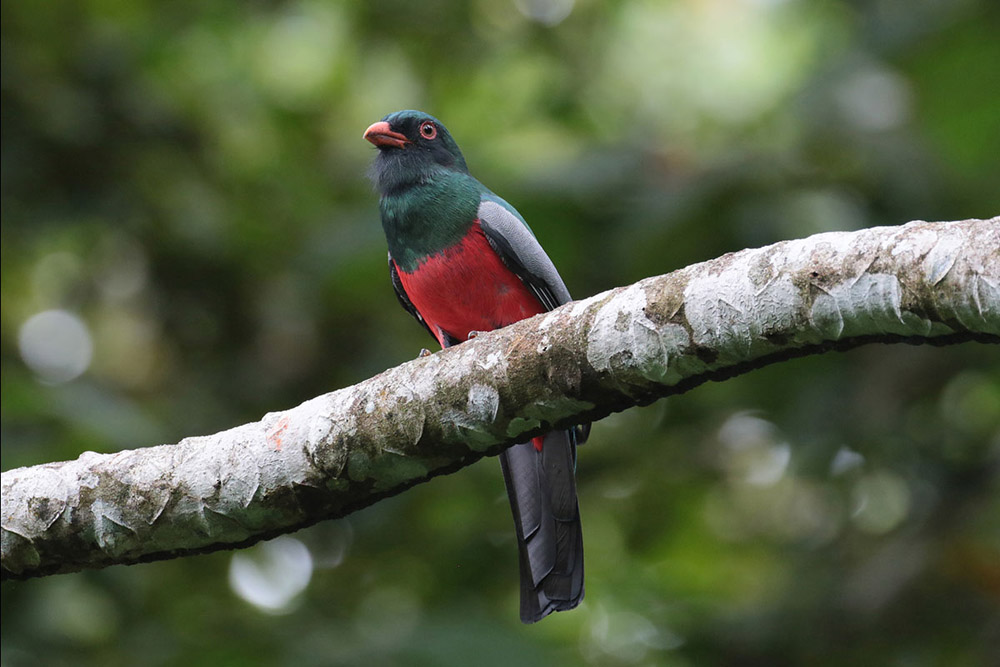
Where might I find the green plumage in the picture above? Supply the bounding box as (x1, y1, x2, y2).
(379, 171, 482, 272)
(370, 110, 482, 272)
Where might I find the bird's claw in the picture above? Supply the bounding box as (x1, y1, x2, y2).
(417, 348, 432, 358)
(467, 330, 483, 340)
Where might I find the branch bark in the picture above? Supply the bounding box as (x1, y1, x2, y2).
(3, 218, 998, 580)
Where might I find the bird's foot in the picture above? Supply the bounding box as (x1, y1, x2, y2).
(467, 330, 483, 340)
(417, 348, 432, 358)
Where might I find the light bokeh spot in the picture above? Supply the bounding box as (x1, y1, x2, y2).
(514, 0, 574, 26)
(229, 536, 314, 614)
(18, 310, 94, 384)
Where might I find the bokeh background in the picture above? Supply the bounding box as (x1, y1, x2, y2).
(2, 0, 999, 664)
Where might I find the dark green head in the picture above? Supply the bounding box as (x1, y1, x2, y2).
(364, 110, 469, 194)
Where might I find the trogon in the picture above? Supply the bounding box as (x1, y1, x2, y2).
(365, 110, 584, 623)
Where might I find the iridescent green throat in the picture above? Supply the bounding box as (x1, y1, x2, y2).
(380, 170, 483, 273)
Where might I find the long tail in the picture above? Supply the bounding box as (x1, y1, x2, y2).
(499, 429, 584, 623)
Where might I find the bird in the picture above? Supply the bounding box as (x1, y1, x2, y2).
(365, 110, 584, 623)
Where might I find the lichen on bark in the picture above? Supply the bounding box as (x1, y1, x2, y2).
(2, 218, 997, 580)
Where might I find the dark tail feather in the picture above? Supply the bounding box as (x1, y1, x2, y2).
(499, 429, 584, 623)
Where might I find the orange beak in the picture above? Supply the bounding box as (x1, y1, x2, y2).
(364, 121, 410, 149)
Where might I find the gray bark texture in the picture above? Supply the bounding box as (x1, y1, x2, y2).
(3, 218, 998, 580)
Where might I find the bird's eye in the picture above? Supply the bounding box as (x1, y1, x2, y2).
(419, 121, 437, 140)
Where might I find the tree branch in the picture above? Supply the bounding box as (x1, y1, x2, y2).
(3, 218, 998, 580)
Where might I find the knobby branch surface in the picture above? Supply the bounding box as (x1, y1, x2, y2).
(3, 218, 998, 580)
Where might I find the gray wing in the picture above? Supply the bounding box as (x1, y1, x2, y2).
(479, 198, 591, 442)
(477, 199, 572, 312)
(480, 197, 587, 622)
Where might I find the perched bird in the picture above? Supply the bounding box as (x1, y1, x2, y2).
(365, 110, 584, 623)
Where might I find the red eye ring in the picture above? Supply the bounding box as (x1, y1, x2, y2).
(419, 121, 437, 140)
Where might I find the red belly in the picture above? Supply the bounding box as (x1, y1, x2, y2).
(396, 221, 545, 347)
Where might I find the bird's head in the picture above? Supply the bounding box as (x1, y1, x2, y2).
(365, 110, 469, 192)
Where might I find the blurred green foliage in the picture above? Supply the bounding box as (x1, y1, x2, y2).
(2, 0, 999, 664)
